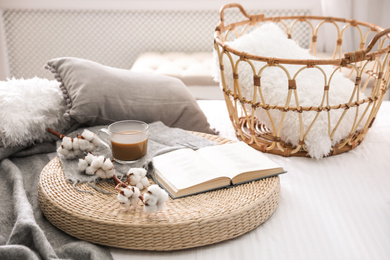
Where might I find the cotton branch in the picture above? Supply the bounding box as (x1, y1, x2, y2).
(47, 128, 101, 159)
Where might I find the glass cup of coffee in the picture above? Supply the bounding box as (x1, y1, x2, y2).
(98, 120, 149, 163)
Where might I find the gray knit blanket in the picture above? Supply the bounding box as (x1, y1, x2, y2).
(0, 143, 113, 260)
(0, 122, 215, 259)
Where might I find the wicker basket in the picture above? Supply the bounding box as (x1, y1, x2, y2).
(214, 3, 390, 157)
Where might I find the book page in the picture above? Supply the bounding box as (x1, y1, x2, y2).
(152, 149, 229, 190)
(196, 142, 283, 179)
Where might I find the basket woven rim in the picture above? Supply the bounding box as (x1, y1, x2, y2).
(38, 132, 281, 251)
(214, 3, 390, 66)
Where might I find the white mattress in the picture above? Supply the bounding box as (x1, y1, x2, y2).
(111, 100, 390, 260)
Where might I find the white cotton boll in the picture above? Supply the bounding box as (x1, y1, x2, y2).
(130, 187, 141, 206)
(78, 159, 89, 172)
(73, 149, 84, 158)
(62, 137, 73, 150)
(84, 153, 95, 164)
(85, 166, 95, 175)
(135, 177, 150, 190)
(129, 168, 147, 177)
(104, 168, 115, 179)
(144, 185, 169, 213)
(127, 168, 146, 186)
(78, 139, 91, 151)
(138, 168, 147, 177)
(57, 146, 69, 156)
(140, 177, 150, 188)
(122, 187, 134, 198)
(156, 190, 169, 207)
(148, 184, 165, 196)
(130, 197, 139, 207)
(92, 136, 101, 147)
(132, 186, 141, 198)
(128, 173, 142, 186)
(90, 155, 105, 170)
(117, 192, 128, 203)
(117, 193, 130, 209)
(117, 187, 141, 209)
(86, 142, 96, 152)
(72, 138, 80, 150)
(144, 192, 158, 206)
(101, 159, 114, 171)
(81, 129, 95, 141)
(95, 169, 106, 179)
(143, 192, 158, 206)
(135, 183, 144, 190)
(65, 150, 76, 159)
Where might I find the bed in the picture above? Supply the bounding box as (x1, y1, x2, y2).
(116, 99, 390, 260)
(1, 98, 389, 259)
(1, 55, 389, 259)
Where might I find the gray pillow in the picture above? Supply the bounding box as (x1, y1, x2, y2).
(45, 57, 216, 134)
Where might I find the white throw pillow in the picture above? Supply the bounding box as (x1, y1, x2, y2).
(213, 23, 367, 159)
(0, 77, 70, 147)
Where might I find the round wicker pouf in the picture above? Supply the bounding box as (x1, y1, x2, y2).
(38, 133, 281, 251)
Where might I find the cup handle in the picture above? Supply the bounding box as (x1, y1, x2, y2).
(97, 128, 111, 149)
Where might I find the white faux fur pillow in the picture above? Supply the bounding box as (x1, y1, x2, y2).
(213, 23, 367, 159)
(0, 77, 70, 147)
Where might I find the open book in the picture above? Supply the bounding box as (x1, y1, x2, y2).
(152, 141, 285, 198)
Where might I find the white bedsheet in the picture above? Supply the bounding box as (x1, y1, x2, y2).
(111, 100, 390, 260)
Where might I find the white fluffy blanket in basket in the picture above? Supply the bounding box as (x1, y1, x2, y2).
(213, 23, 367, 158)
(0, 77, 70, 147)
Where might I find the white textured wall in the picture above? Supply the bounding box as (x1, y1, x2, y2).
(0, 0, 317, 80)
(0, 10, 9, 80)
(0, 0, 323, 12)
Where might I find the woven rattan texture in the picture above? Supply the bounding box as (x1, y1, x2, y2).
(214, 4, 390, 157)
(2, 8, 309, 79)
(38, 132, 281, 251)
